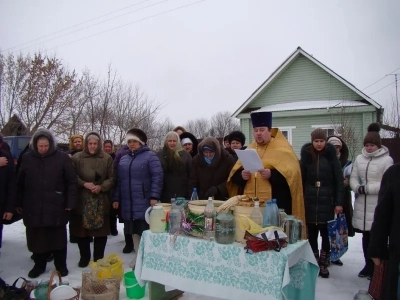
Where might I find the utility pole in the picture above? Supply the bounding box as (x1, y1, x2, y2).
(387, 74, 399, 137)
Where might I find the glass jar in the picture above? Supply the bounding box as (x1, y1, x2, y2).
(296, 219, 304, 241)
(215, 210, 235, 244)
(150, 206, 166, 233)
(282, 215, 299, 244)
(278, 209, 287, 227)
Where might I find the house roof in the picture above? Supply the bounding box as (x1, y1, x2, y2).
(232, 47, 382, 117)
(254, 100, 368, 113)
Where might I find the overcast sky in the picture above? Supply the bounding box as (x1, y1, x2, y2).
(1, 0, 399, 126)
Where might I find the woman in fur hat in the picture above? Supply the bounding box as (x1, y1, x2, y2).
(188, 137, 234, 200)
(157, 131, 192, 202)
(300, 128, 344, 278)
(226, 130, 246, 162)
(350, 123, 393, 279)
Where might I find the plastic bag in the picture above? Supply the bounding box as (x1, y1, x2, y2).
(89, 254, 124, 281)
(327, 214, 349, 261)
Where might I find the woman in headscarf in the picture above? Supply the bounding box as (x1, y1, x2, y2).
(188, 137, 234, 200)
(70, 132, 115, 268)
(17, 129, 77, 278)
(180, 132, 198, 158)
(157, 131, 192, 202)
(113, 128, 163, 266)
(350, 123, 393, 279)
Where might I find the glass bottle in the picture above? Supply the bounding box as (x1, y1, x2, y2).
(270, 199, 279, 226)
(204, 197, 216, 240)
(282, 215, 299, 244)
(262, 200, 273, 227)
(250, 199, 263, 226)
(168, 198, 181, 234)
(215, 210, 235, 244)
(190, 188, 199, 200)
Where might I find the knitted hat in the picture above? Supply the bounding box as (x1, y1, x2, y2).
(363, 123, 381, 148)
(228, 131, 246, 145)
(311, 128, 327, 141)
(126, 128, 147, 145)
(250, 111, 272, 128)
(327, 136, 342, 148)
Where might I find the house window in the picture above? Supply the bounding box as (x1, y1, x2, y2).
(278, 126, 296, 144)
(311, 124, 341, 137)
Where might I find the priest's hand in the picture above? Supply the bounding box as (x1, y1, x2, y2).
(258, 169, 271, 180)
(242, 170, 251, 180)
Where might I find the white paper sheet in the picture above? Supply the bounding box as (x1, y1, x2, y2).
(234, 149, 263, 173)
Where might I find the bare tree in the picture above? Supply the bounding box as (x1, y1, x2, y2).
(185, 118, 211, 138)
(381, 95, 400, 138)
(209, 111, 240, 137)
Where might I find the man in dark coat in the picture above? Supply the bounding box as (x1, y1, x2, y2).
(368, 163, 400, 300)
(17, 129, 78, 278)
(0, 134, 16, 251)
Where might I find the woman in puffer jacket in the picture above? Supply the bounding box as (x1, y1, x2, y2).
(350, 123, 393, 279)
(300, 128, 344, 279)
(113, 128, 163, 266)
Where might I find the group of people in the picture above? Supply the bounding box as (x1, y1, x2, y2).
(0, 111, 398, 299)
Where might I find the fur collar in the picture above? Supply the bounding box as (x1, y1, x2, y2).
(301, 142, 338, 164)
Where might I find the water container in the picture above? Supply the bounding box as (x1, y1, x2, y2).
(149, 206, 166, 233)
(215, 210, 235, 244)
(190, 188, 199, 200)
(282, 215, 299, 244)
(278, 209, 287, 227)
(204, 197, 216, 240)
(168, 198, 182, 234)
(262, 201, 273, 227)
(271, 199, 279, 227)
(250, 200, 263, 226)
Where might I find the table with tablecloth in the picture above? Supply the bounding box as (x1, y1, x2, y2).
(135, 230, 319, 300)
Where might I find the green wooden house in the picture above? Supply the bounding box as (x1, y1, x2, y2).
(232, 47, 383, 160)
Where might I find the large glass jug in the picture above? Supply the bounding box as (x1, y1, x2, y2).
(215, 210, 235, 244)
(282, 215, 299, 244)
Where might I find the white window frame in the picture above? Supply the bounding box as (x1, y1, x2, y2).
(311, 124, 342, 137)
(278, 126, 296, 144)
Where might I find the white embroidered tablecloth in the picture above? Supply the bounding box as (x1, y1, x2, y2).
(135, 231, 319, 300)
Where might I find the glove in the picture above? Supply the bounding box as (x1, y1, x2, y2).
(205, 186, 218, 198)
(358, 185, 366, 194)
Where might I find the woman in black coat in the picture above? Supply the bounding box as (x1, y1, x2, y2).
(368, 163, 400, 300)
(17, 129, 78, 278)
(157, 131, 192, 202)
(300, 128, 344, 278)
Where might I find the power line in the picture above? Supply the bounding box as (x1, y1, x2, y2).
(362, 66, 400, 90)
(4, 0, 151, 52)
(9, 0, 171, 54)
(369, 79, 398, 96)
(44, 0, 205, 53)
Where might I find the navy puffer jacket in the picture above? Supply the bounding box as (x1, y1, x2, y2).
(115, 145, 163, 220)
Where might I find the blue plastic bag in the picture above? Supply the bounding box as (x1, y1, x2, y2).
(327, 214, 348, 261)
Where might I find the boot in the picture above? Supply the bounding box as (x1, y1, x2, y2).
(93, 236, 107, 262)
(123, 234, 134, 253)
(318, 250, 330, 278)
(53, 248, 68, 277)
(358, 259, 374, 278)
(109, 214, 118, 236)
(325, 250, 331, 267)
(77, 237, 91, 268)
(28, 253, 47, 278)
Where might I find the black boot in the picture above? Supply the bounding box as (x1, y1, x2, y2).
(53, 248, 68, 277)
(28, 253, 47, 278)
(93, 236, 107, 262)
(77, 237, 91, 268)
(318, 250, 330, 278)
(123, 234, 134, 253)
(358, 259, 374, 278)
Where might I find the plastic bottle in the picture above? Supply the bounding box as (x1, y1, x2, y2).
(204, 197, 216, 240)
(262, 200, 273, 227)
(250, 200, 263, 226)
(168, 198, 181, 234)
(271, 199, 279, 227)
(190, 188, 199, 201)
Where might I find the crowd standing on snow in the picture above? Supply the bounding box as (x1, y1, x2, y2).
(0, 111, 398, 299)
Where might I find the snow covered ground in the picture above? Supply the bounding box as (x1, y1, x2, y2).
(0, 221, 370, 299)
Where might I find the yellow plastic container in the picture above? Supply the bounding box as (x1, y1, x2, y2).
(233, 205, 265, 243)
